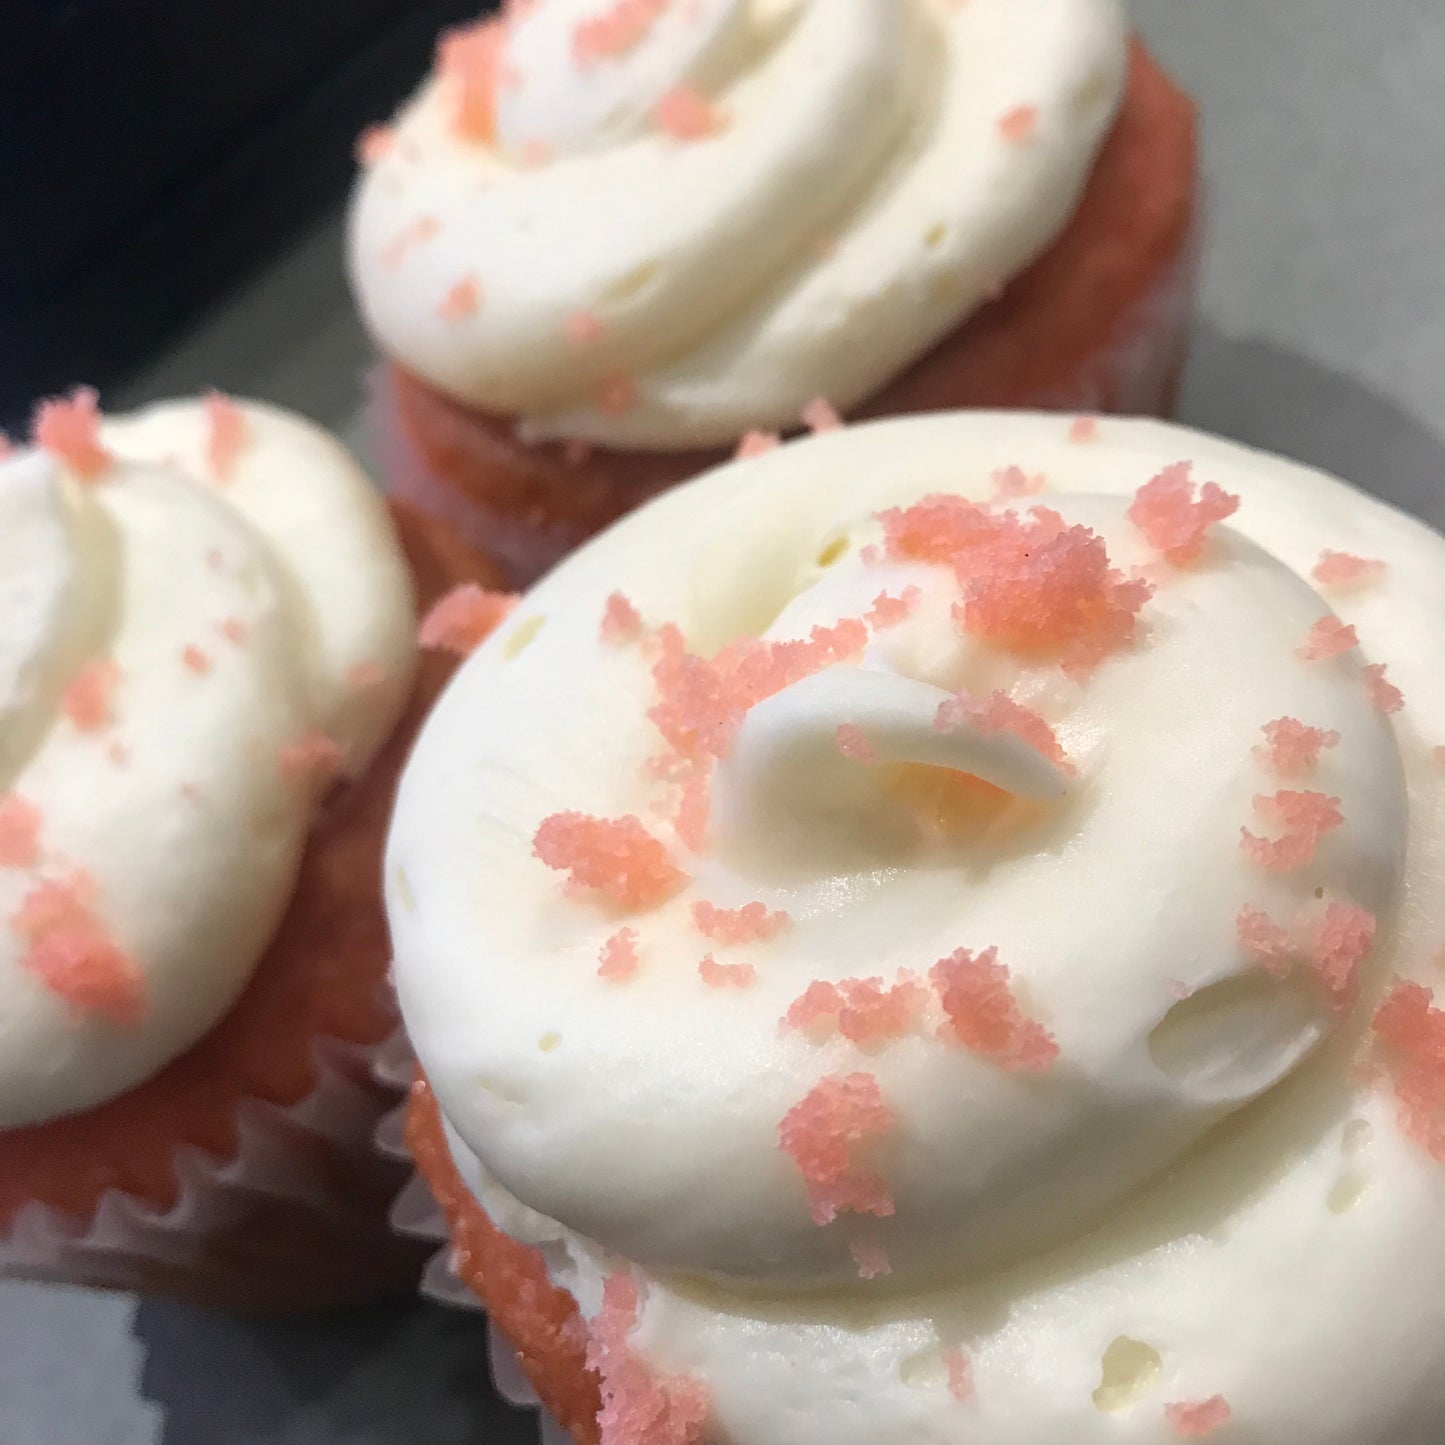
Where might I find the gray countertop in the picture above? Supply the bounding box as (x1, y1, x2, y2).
(3, 4, 1443, 1441)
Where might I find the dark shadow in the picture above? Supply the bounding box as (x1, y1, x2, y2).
(1176, 325, 1445, 529)
(134, 1296, 535, 1445)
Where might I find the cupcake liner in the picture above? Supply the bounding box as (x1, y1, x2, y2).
(1, 1029, 420, 1312)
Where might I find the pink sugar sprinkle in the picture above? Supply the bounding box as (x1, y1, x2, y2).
(1311, 902, 1375, 1007)
(943, 1349, 973, 1403)
(835, 723, 878, 763)
(692, 900, 789, 945)
(106, 741, 129, 768)
(598, 927, 641, 982)
(997, 104, 1039, 143)
(1364, 662, 1404, 714)
(736, 430, 780, 459)
(597, 370, 639, 416)
(648, 618, 868, 765)
(534, 812, 685, 909)
(278, 729, 345, 785)
(698, 954, 756, 989)
(784, 974, 929, 1046)
(991, 465, 1047, 499)
(0, 795, 42, 868)
(864, 588, 921, 629)
(1239, 789, 1344, 873)
(437, 275, 482, 321)
(381, 214, 440, 271)
(850, 1241, 891, 1279)
(573, 0, 671, 66)
(935, 689, 1074, 773)
(1297, 616, 1358, 661)
(356, 124, 395, 166)
(1236, 904, 1293, 976)
(585, 1272, 710, 1445)
(1256, 716, 1340, 777)
(62, 660, 120, 732)
(181, 645, 211, 675)
(931, 947, 1058, 1071)
(219, 617, 250, 647)
(878, 493, 1001, 565)
(1165, 1397, 1232, 1439)
(673, 767, 712, 852)
(778, 1073, 896, 1226)
(437, 19, 504, 141)
(802, 397, 844, 434)
(654, 86, 723, 140)
(32, 387, 111, 480)
(1068, 417, 1099, 444)
(419, 585, 518, 656)
(1127, 462, 1241, 565)
(1374, 980, 1445, 1160)
(566, 309, 605, 346)
(1313, 550, 1385, 588)
(601, 592, 644, 644)
(204, 391, 247, 482)
(347, 661, 387, 691)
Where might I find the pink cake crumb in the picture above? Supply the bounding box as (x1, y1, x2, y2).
(203, 391, 248, 482)
(778, 1073, 896, 1226)
(1255, 716, 1340, 777)
(736, 430, 780, 459)
(437, 275, 482, 321)
(0, 795, 42, 868)
(598, 927, 641, 983)
(347, 661, 387, 691)
(835, 723, 878, 762)
(597, 370, 639, 417)
(1373, 980, 1445, 1160)
(931, 946, 1058, 1072)
(437, 19, 505, 141)
(1313, 550, 1385, 588)
(654, 86, 723, 140)
(356, 124, 395, 166)
(574, 0, 671, 66)
(802, 397, 844, 434)
(850, 1241, 891, 1279)
(1311, 903, 1375, 1008)
(419, 585, 518, 656)
(566, 309, 606, 345)
(585, 1272, 710, 1445)
(1165, 1397, 1232, 1438)
(1297, 616, 1358, 661)
(1127, 462, 1240, 565)
(865, 588, 921, 629)
(692, 900, 789, 945)
(784, 974, 929, 1046)
(673, 767, 713, 852)
(278, 729, 345, 785)
(1364, 662, 1404, 715)
(1236, 904, 1293, 976)
(601, 592, 644, 644)
(1239, 789, 1344, 873)
(63, 660, 120, 732)
(934, 690, 1074, 774)
(991, 465, 1047, 499)
(1069, 417, 1099, 443)
(181, 645, 211, 675)
(534, 812, 685, 909)
(943, 1349, 973, 1403)
(698, 954, 756, 989)
(32, 387, 111, 481)
(997, 104, 1038, 143)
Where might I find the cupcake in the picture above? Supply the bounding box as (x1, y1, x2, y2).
(348, 0, 1199, 587)
(0, 389, 505, 1312)
(389, 410, 1445, 1443)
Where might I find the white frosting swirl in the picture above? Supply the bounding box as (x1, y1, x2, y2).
(390, 413, 1445, 1443)
(0, 399, 416, 1128)
(349, 0, 1126, 449)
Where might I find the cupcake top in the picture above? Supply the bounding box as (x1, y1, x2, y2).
(348, 0, 1126, 450)
(390, 411, 1445, 1444)
(0, 393, 416, 1129)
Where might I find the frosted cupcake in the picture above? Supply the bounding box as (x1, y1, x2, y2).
(0, 389, 506, 1311)
(349, 0, 1198, 585)
(389, 410, 1445, 1443)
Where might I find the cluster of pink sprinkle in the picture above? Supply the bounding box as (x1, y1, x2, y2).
(931, 947, 1059, 1071)
(935, 689, 1074, 773)
(419, 585, 518, 657)
(992, 465, 1047, 499)
(573, 0, 672, 65)
(691, 900, 789, 945)
(802, 397, 844, 434)
(599, 927, 640, 982)
(204, 392, 247, 482)
(864, 588, 921, 629)
(534, 812, 684, 909)
(1364, 662, 1404, 715)
(437, 275, 482, 321)
(1297, 616, 1357, 661)
(1236, 901, 1375, 1007)
(698, 955, 755, 989)
(601, 592, 644, 644)
(63, 660, 121, 732)
(1373, 981, 1445, 1160)
(736, 430, 780, 459)
(834, 723, 877, 762)
(437, 19, 505, 141)
(382, 215, 440, 272)
(32, 387, 112, 480)
(778, 1073, 896, 1225)
(1313, 550, 1385, 587)
(849, 1240, 891, 1279)
(1126, 462, 1240, 564)
(585, 1273, 709, 1445)
(1165, 1397, 1232, 1439)
(1239, 789, 1343, 873)
(1255, 716, 1339, 777)
(943, 1349, 973, 1403)
(997, 105, 1038, 143)
(784, 974, 929, 1046)
(0, 795, 43, 868)
(355, 124, 395, 166)
(654, 86, 722, 140)
(11, 873, 145, 1026)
